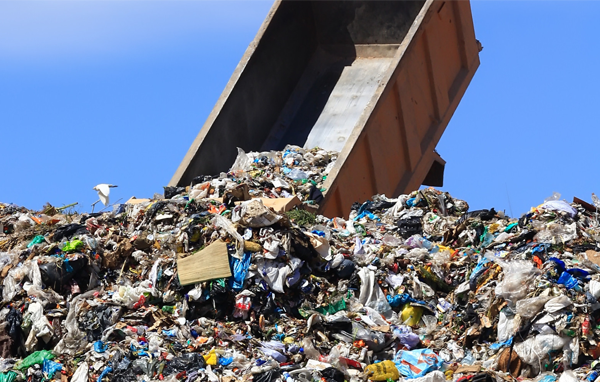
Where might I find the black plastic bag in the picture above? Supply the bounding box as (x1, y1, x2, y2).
(308, 185, 324, 205)
(335, 259, 355, 279)
(396, 216, 422, 238)
(254, 369, 281, 382)
(163, 353, 207, 376)
(53, 224, 87, 241)
(321, 367, 345, 382)
(163, 186, 186, 199)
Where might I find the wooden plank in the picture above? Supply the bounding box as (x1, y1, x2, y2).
(177, 240, 232, 286)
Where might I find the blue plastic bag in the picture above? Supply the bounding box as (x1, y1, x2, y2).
(393, 349, 443, 379)
(43, 359, 62, 378)
(94, 340, 107, 353)
(97, 366, 112, 382)
(229, 251, 252, 291)
(557, 271, 579, 290)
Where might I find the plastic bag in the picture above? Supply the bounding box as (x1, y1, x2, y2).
(558, 370, 578, 382)
(401, 304, 423, 326)
(394, 348, 443, 378)
(71, 362, 88, 382)
(364, 360, 400, 381)
(0, 372, 16, 382)
(498, 309, 519, 343)
(544, 295, 573, 312)
(287, 169, 309, 181)
(358, 267, 391, 315)
(229, 252, 252, 291)
(3, 260, 42, 302)
(16, 349, 54, 370)
(394, 326, 420, 349)
(589, 280, 600, 299)
(54, 289, 99, 356)
(407, 371, 446, 382)
(534, 222, 578, 244)
(62, 239, 83, 252)
(492, 257, 541, 306)
(230, 147, 252, 177)
(212, 214, 244, 258)
(42, 359, 62, 378)
(514, 334, 566, 375)
(516, 295, 553, 319)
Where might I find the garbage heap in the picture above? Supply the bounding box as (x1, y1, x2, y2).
(1, 146, 600, 382)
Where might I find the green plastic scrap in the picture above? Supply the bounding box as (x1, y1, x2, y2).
(315, 298, 346, 315)
(16, 350, 54, 370)
(27, 235, 45, 248)
(62, 240, 83, 252)
(0, 372, 17, 382)
(504, 222, 518, 232)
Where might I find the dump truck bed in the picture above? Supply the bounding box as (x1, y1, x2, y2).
(170, 0, 480, 218)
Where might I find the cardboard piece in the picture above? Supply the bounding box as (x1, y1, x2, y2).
(215, 196, 300, 213)
(454, 365, 482, 374)
(177, 240, 232, 286)
(126, 196, 151, 205)
(586, 250, 600, 267)
(260, 196, 300, 213)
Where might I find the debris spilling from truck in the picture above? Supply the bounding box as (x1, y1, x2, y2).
(1, 146, 600, 382)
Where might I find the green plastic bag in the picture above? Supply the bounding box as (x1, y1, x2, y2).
(315, 298, 346, 315)
(27, 235, 45, 248)
(0, 372, 17, 382)
(16, 350, 54, 370)
(62, 240, 83, 252)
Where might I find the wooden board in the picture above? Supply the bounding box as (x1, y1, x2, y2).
(177, 240, 232, 286)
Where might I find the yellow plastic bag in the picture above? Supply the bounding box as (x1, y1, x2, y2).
(203, 349, 218, 365)
(401, 304, 423, 326)
(364, 360, 400, 381)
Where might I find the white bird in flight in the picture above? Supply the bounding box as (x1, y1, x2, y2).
(93, 184, 118, 206)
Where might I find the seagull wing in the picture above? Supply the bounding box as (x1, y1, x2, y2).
(95, 184, 111, 206)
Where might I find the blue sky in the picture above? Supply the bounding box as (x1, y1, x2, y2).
(0, 1, 598, 217)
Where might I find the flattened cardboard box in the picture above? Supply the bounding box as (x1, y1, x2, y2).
(177, 239, 232, 286)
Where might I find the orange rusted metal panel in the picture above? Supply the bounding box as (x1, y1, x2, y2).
(170, 0, 480, 218)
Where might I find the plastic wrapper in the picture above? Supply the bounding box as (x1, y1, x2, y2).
(393, 349, 443, 378)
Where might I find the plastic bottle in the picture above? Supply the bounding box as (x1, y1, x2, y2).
(283, 372, 295, 382)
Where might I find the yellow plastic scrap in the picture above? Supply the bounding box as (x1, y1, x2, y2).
(364, 360, 400, 381)
(400, 304, 423, 326)
(204, 349, 218, 365)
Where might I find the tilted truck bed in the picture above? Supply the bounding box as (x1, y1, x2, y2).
(170, 0, 480, 218)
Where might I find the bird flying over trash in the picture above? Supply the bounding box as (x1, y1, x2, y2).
(93, 184, 118, 206)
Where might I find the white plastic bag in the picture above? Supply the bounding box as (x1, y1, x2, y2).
(514, 334, 566, 375)
(498, 309, 519, 343)
(558, 370, 578, 382)
(516, 295, 553, 319)
(71, 362, 89, 382)
(230, 147, 252, 177)
(544, 295, 572, 313)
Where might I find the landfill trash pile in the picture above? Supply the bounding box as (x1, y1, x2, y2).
(2, 148, 600, 382)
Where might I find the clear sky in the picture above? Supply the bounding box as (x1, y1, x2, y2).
(1, 1, 598, 217)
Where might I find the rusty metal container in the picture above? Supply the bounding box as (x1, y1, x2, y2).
(170, 0, 480, 218)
